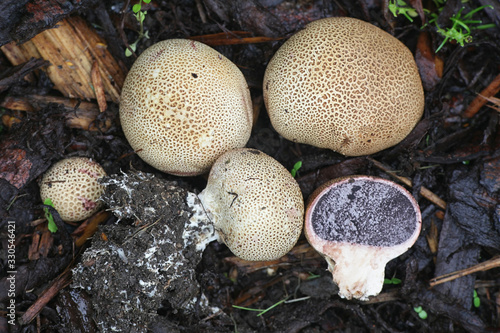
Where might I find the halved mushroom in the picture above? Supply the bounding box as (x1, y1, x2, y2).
(304, 175, 421, 300)
(263, 17, 424, 156)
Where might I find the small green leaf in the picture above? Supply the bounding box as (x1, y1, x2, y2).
(132, 3, 141, 13)
(384, 277, 402, 284)
(418, 310, 428, 320)
(125, 42, 137, 57)
(290, 161, 302, 178)
(307, 272, 321, 280)
(473, 290, 480, 308)
(143, 0, 152, 3)
(414, 306, 427, 319)
(43, 198, 58, 233)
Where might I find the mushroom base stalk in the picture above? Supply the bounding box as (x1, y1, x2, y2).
(322, 243, 395, 301)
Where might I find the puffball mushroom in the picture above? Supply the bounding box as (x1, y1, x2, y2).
(263, 17, 425, 156)
(40, 157, 107, 222)
(195, 148, 304, 261)
(304, 176, 421, 300)
(119, 39, 253, 176)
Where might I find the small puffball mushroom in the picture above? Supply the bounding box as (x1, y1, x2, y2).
(304, 176, 421, 300)
(197, 148, 304, 261)
(40, 157, 107, 222)
(120, 39, 253, 176)
(263, 17, 424, 156)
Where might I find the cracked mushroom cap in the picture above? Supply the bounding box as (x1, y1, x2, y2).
(40, 157, 107, 222)
(199, 148, 304, 261)
(263, 17, 424, 156)
(120, 39, 253, 176)
(304, 175, 421, 300)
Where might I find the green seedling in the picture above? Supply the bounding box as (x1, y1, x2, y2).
(43, 198, 58, 233)
(389, 0, 495, 52)
(389, 0, 419, 22)
(307, 272, 321, 280)
(384, 277, 402, 285)
(426, 5, 495, 52)
(233, 297, 289, 317)
(414, 306, 428, 319)
(473, 290, 480, 308)
(290, 161, 302, 178)
(126, 0, 152, 57)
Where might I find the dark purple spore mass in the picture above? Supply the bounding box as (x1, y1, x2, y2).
(311, 178, 418, 246)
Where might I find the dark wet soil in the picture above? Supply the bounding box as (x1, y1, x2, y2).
(1, 0, 499, 332)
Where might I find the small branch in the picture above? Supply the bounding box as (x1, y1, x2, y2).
(429, 256, 500, 287)
(367, 157, 447, 210)
(19, 270, 72, 325)
(463, 73, 500, 118)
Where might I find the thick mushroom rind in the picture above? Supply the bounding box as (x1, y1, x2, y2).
(304, 176, 421, 300)
(263, 17, 424, 156)
(39, 157, 107, 222)
(120, 39, 253, 176)
(199, 148, 304, 261)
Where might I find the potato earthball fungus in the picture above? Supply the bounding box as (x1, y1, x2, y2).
(119, 39, 253, 176)
(190, 148, 304, 261)
(39, 157, 107, 222)
(263, 17, 425, 156)
(304, 176, 421, 300)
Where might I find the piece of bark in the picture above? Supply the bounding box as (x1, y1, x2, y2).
(0, 58, 49, 93)
(0, 0, 98, 46)
(1, 95, 112, 132)
(433, 163, 500, 309)
(91, 60, 108, 112)
(433, 207, 480, 309)
(415, 31, 443, 91)
(1, 15, 125, 103)
(19, 270, 72, 326)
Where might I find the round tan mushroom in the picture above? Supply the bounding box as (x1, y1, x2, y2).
(120, 39, 253, 176)
(304, 175, 421, 300)
(263, 17, 424, 156)
(40, 157, 107, 222)
(198, 148, 304, 261)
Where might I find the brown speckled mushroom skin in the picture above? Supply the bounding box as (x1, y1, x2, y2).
(120, 39, 253, 176)
(199, 148, 304, 261)
(40, 157, 107, 222)
(263, 17, 424, 156)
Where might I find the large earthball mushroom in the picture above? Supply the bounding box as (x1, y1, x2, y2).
(263, 17, 424, 156)
(120, 39, 253, 176)
(304, 175, 421, 300)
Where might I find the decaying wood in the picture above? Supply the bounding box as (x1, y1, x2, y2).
(73, 211, 111, 247)
(18, 269, 72, 326)
(1, 16, 125, 103)
(0, 95, 112, 132)
(0, 58, 49, 93)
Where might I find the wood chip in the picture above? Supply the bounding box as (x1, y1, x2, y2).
(1, 16, 125, 103)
